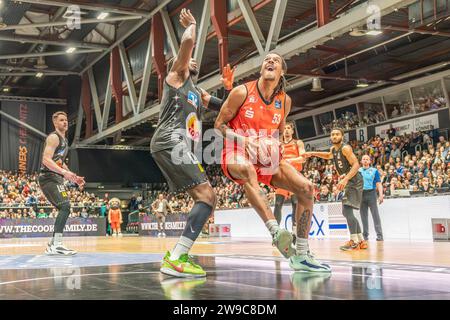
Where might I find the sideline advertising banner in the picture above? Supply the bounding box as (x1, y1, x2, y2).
(0, 217, 106, 238)
(139, 214, 188, 237)
(304, 133, 350, 151)
(0, 101, 46, 173)
(375, 113, 439, 138)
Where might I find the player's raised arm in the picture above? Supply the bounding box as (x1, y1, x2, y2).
(304, 149, 333, 160)
(168, 9, 196, 78)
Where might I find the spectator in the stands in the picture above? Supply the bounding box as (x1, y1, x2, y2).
(435, 175, 449, 189)
(37, 209, 48, 219)
(317, 185, 332, 202)
(390, 143, 401, 160)
(419, 177, 433, 193)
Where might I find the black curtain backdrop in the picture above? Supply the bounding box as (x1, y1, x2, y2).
(0, 101, 46, 173)
(71, 149, 164, 184)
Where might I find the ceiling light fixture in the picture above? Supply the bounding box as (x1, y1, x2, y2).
(311, 77, 324, 92)
(97, 12, 109, 20)
(66, 47, 76, 53)
(36, 72, 44, 78)
(3, 87, 10, 92)
(366, 30, 382, 36)
(356, 80, 369, 88)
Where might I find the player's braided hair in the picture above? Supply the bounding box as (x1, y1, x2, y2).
(270, 52, 288, 101)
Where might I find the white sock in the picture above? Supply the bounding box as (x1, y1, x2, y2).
(52, 233, 63, 245)
(350, 234, 359, 243)
(357, 233, 364, 242)
(170, 236, 194, 260)
(296, 238, 308, 256)
(265, 220, 280, 236)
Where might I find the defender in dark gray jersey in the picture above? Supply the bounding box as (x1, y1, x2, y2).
(38, 111, 85, 256)
(305, 128, 366, 251)
(150, 9, 234, 278)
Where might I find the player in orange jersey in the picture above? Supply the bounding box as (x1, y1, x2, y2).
(274, 123, 306, 241)
(215, 52, 330, 273)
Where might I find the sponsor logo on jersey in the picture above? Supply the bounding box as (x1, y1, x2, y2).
(187, 91, 199, 109)
(186, 112, 201, 141)
(249, 95, 257, 103)
(245, 108, 254, 119)
(275, 99, 282, 109)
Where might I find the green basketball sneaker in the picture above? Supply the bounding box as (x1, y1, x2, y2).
(289, 252, 332, 273)
(272, 229, 295, 259)
(160, 251, 206, 278)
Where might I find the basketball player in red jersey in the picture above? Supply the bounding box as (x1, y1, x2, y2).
(215, 53, 330, 272)
(274, 123, 306, 241)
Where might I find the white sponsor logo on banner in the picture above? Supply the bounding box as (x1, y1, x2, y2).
(375, 113, 439, 138)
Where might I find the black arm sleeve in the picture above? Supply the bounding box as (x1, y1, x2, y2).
(208, 96, 223, 112)
(206, 89, 231, 112)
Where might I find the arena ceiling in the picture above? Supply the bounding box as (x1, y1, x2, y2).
(0, 0, 449, 146)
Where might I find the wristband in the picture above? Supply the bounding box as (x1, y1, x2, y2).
(208, 95, 223, 112)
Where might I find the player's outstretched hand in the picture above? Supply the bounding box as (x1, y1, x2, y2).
(221, 64, 236, 91)
(75, 176, 85, 189)
(179, 8, 196, 28)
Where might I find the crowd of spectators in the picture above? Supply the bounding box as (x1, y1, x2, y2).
(319, 89, 446, 134)
(150, 129, 450, 209)
(1, 130, 450, 219)
(413, 95, 447, 113)
(0, 171, 104, 219)
(321, 107, 387, 134)
(304, 130, 450, 201)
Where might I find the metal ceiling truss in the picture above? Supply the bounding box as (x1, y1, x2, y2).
(0, 95, 66, 105)
(1, 15, 143, 32)
(288, 68, 450, 122)
(1, 7, 67, 89)
(265, 0, 288, 52)
(0, 34, 108, 50)
(75, 0, 417, 146)
(16, 0, 152, 17)
(237, 0, 266, 56)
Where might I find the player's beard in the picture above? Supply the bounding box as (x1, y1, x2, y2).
(332, 137, 342, 145)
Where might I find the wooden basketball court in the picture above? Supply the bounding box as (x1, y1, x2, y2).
(1, 236, 450, 300)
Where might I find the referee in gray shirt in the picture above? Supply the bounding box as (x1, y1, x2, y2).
(359, 155, 384, 241)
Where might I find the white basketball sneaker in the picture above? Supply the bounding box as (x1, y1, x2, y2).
(45, 242, 77, 256)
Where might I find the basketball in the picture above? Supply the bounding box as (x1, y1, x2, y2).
(246, 136, 281, 167)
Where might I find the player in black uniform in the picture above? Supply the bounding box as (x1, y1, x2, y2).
(39, 111, 85, 255)
(304, 128, 367, 251)
(150, 9, 234, 278)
